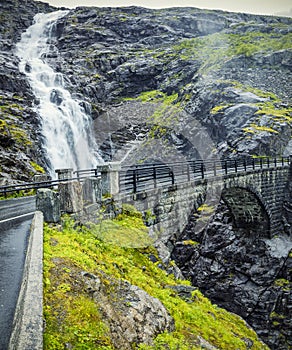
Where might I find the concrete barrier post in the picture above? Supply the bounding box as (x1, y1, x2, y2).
(55, 168, 73, 180)
(56, 168, 83, 214)
(96, 162, 121, 196)
(36, 188, 61, 223)
(82, 177, 102, 204)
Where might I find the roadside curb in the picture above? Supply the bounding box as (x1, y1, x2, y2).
(8, 211, 44, 350)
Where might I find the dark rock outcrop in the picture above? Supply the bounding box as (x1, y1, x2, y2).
(172, 200, 292, 349)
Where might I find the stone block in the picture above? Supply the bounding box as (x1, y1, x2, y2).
(36, 189, 60, 223)
(96, 162, 121, 195)
(82, 177, 102, 204)
(55, 168, 73, 180)
(58, 181, 83, 213)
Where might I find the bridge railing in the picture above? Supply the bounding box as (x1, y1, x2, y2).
(119, 156, 290, 194)
(1, 157, 290, 198)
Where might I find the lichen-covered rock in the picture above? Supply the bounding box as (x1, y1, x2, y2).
(81, 271, 174, 349)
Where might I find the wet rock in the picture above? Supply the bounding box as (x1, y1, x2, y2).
(50, 89, 63, 105)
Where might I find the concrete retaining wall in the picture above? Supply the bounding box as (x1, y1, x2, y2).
(8, 211, 43, 350)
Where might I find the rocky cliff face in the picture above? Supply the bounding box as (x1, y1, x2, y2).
(0, 0, 54, 183)
(1, 1, 292, 348)
(172, 200, 292, 349)
(1, 2, 291, 178)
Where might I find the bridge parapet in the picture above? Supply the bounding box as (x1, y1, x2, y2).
(1, 157, 290, 238)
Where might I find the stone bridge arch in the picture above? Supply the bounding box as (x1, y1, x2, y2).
(221, 186, 270, 237)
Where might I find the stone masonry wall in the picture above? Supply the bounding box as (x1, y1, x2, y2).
(115, 165, 290, 241)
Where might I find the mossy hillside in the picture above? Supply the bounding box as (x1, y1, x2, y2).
(125, 90, 183, 141)
(170, 29, 291, 73)
(44, 211, 268, 349)
(119, 27, 292, 81)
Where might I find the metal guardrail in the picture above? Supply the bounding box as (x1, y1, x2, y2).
(0, 173, 99, 198)
(119, 157, 290, 194)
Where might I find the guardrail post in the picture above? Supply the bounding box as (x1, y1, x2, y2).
(153, 166, 157, 188)
(201, 162, 205, 179)
(260, 158, 263, 169)
(56, 168, 83, 214)
(235, 159, 238, 173)
(133, 169, 137, 193)
(187, 164, 191, 181)
(96, 162, 121, 196)
(224, 160, 228, 175)
(82, 177, 101, 204)
(243, 159, 247, 171)
(267, 158, 270, 168)
(213, 161, 216, 176)
(252, 158, 255, 170)
(36, 189, 61, 222)
(170, 166, 175, 185)
(55, 168, 73, 180)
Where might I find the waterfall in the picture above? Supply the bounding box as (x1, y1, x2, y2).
(16, 11, 98, 176)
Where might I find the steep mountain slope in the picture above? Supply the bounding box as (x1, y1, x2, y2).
(50, 7, 292, 162)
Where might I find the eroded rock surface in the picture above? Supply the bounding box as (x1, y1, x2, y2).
(81, 271, 174, 349)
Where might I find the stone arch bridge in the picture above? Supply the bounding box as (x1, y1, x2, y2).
(17, 157, 290, 242)
(106, 158, 291, 241)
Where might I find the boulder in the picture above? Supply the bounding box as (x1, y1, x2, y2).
(82, 271, 174, 349)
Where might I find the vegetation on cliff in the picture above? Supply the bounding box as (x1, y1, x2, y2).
(43, 209, 268, 349)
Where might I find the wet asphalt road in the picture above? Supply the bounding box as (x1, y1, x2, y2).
(0, 197, 35, 350)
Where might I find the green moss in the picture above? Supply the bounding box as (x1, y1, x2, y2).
(274, 278, 290, 291)
(44, 215, 268, 349)
(210, 104, 233, 115)
(10, 127, 31, 146)
(126, 90, 182, 139)
(30, 161, 45, 174)
(182, 240, 199, 246)
(169, 30, 292, 74)
(243, 123, 279, 134)
(270, 311, 286, 320)
(197, 204, 215, 214)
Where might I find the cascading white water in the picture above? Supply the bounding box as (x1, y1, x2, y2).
(16, 10, 98, 176)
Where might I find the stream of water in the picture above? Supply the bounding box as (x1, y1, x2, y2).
(16, 11, 98, 176)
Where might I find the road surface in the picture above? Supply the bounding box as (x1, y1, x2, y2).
(0, 197, 35, 350)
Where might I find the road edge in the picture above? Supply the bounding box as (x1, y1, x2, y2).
(8, 211, 44, 350)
